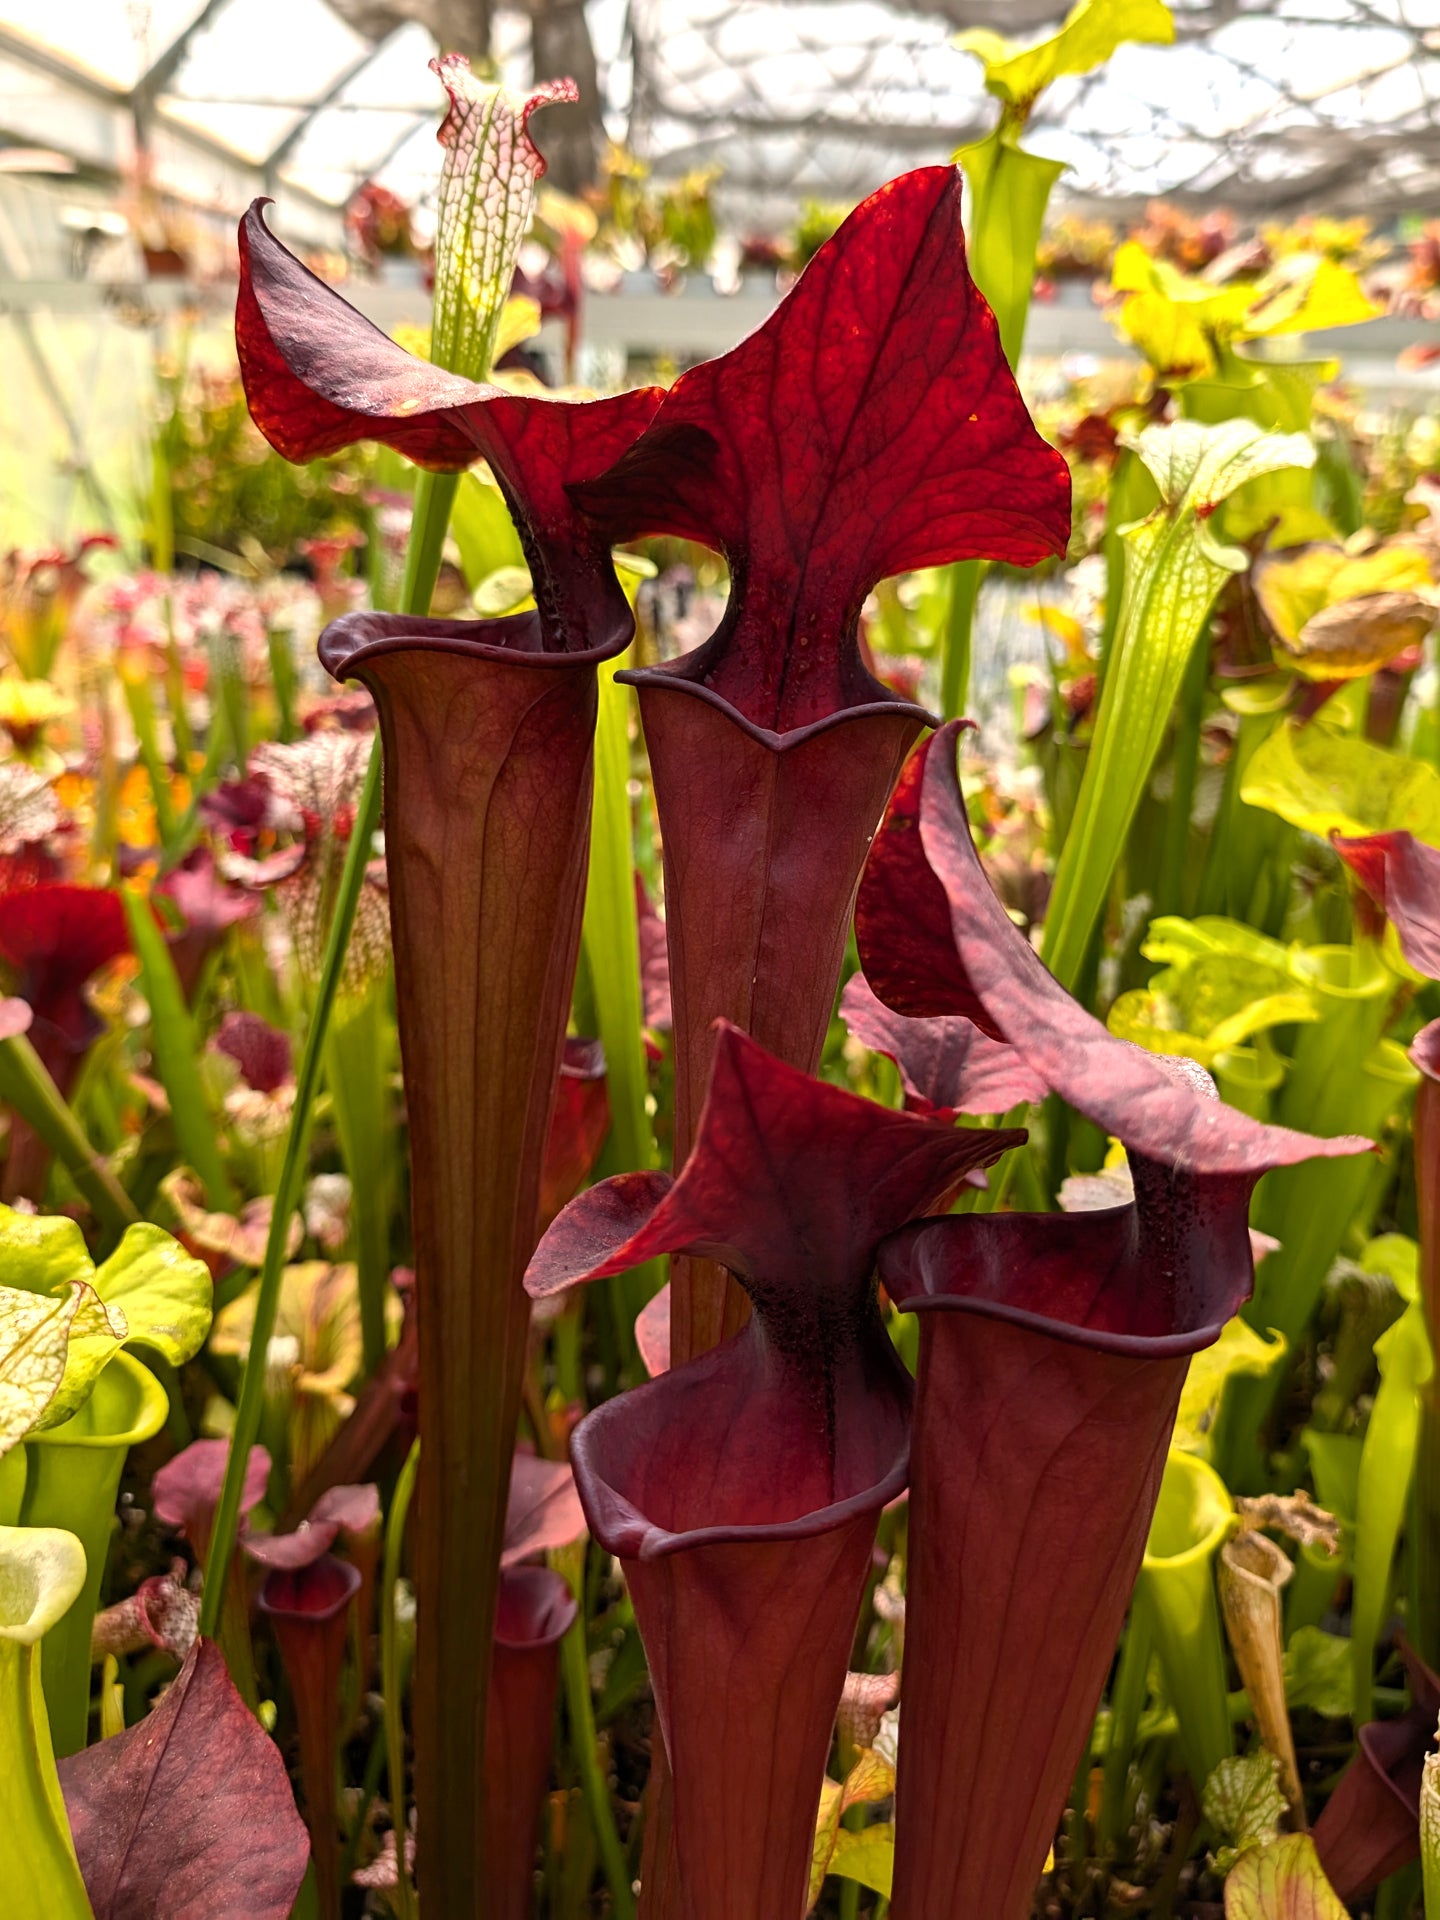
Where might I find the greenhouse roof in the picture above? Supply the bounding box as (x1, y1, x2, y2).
(1, 0, 1439, 243)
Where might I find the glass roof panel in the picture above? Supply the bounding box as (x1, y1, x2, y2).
(3, 0, 1440, 229)
(0, 0, 212, 93)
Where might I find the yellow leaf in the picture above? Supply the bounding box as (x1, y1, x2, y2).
(829, 1823, 895, 1897)
(841, 1746, 897, 1810)
(492, 295, 542, 363)
(1286, 593, 1438, 681)
(1253, 546, 1350, 646)
(1110, 247, 1379, 385)
(809, 1776, 844, 1911)
(1255, 541, 1435, 668)
(958, 0, 1174, 116)
(1248, 255, 1381, 338)
(1224, 1834, 1348, 1918)
(1240, 720, 1440, 844)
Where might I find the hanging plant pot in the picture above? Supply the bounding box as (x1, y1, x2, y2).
(20, 1350, 168, 1756)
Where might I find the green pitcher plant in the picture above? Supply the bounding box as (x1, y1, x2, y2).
(0, 1208, 209, 1753)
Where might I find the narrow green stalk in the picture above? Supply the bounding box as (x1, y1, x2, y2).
(555, 1541, 637, 1920)
(940, 562, 983, 720)
(0, 1032, 139, 1237)
(580, 658, 660, 1350)
(325, 983, 396, 1377)
(151, 431, 175, 576)
(208, 627, 250, 775)
(267, 626, 300, 743)
(1154, 634, 1207, 919)
(1194, 686, 1290, 926)
(123, 890, 236, 1211)
(157, 693, 234, 875)
(200, 472, 456, 1646)
(382, 1439, 419, 1920)
(121, 670, 178, 844)
(400, 471, 459, 613)
(163, 599, 193, 766)
(1351, 1298, 1431, 1722)
(1098, 1607, 1153, 1853)
(201, 754, 380, 1639)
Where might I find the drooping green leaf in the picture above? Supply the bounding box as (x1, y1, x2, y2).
(1240, 720, 1440, 845)
(1109, 972, 1314, 1068)
(1141, 915, 1294, 974)
(1224, 1833, 1348, 1918)
(1352, 1297, 1433, 1720)
(958, 0, 1174, 117)
(123, 888, 236, 1211)
(1041, 419, 1315, 990)
(1282, 1626, 1352, 1721)
(1204, 1750, 1286, 1855)
(1174, 1319, 1286, 1458)
(1359, 1232, 1419, 1306)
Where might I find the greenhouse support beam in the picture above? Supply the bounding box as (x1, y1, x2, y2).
(131, 0, 240, 113)
(0, 20, 341, 226)
(262, 33, 398, 181)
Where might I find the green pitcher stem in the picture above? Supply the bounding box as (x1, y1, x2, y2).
(1224, 1033, 1419, 1490)
(325, 983, 396, 1378)
(21, 1351, 168, 1756)
(381, 1439, 419, 1920)
(201, 471, 457, 1645)
(0, 1634, 91, 1916)
(556, 1541, 637, 1920)
(580, 654, 660, 1356)
(1098, 1604, 1152, 1853)
(1154, 633, 1208, 918)
(1136, 1452, 1233, 1795)
(939, 561, 983, 721)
